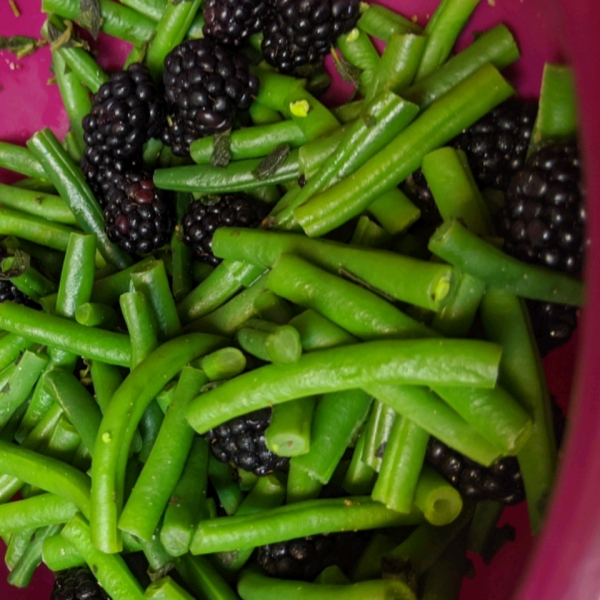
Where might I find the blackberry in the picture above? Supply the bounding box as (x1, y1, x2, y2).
(162, 39, 259, 156)
(0, 245, 40, 309)
(261, 0, 361, 74)
(206, 408, 289, 476)
(426, 438, 525, 505)
(81, 63, 164, 203)
(181, 193, 268, 265)
(51, 566, 110, 600)
(256, 531, 370, 581)
(497, 141, 585, 354)
(103, 171, 174, 256)
(203, 0, 268, 47)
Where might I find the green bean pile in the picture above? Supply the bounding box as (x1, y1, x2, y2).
(0, 0, 583, 599)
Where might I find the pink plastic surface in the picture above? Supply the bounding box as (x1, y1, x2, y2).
(0, 1, 597, 599)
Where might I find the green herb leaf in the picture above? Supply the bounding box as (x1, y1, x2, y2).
(252, 144, 291, 181)
(0, 250, 31, 280)
(361, 113, 377, 128)
(0, 36, 46, 59)
(77, 0, 104, 40)
(45, 20, 90, 51)
(331, 46, 363, 89)
(210, 129, 232, 169)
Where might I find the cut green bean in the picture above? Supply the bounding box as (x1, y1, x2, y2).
(0, 182, 76, 225)
(0, 494, 77, 534)
(287, 462, 323, 504)
(421, 531, 469, 600)
(367, 188, 421, 236)
(120, 292, 159, 370)
(61, 513, 145, 600)
(252, 290, 294, 325)
(357, 4, 422, 41)
(414, 466, 463, 526)
(187, 338, 502, 434)
(46, 416, 82, 464)
(208, 456, 245, 517)
(120, 0, 166, 20)
(365, 384, 501, 466)
(5, 529, 34, 571)
(160, 437, 209, 557)
(264, 397, 316, 457)
(293, 64, 514, 237)
(91, 333, 224, 552)
(291, 389, 372, 484)
(336, 28, 380, 96)
(175, 553, 239, 600)
(362, 400, 397, 472)
(236, 319, 302, 365)
(0, 334, 31, 377)
(138, 399, 165, 465)
(2, 256, 58, 301)
(372, 417, 429, 513)
(0, 142, 47, 179)
(75, 302, 119, 329)
(0, 302, 131, 367)
(146, 576, 195, 600)
(351, 215, 392, 248)
(429, 218, 584, 306)
(119, 367, 208, 542)
(288, 309, 356, 351)
(212, 228, 457, 312)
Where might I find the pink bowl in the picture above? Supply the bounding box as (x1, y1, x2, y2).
(0, 1, 598, 598)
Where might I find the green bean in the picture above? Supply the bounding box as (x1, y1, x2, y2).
(249, 101, 282, 125)
(91, 333, 225, 552)
(315, 565, 351, 585)
(266, 253, 435, 340)
(187, 273, 268, 336)
(154, 151, 300, 194)
(212, 228, 457, 312)
(42, 0, 156, 45)
(138, 399, 165, 465)
(351, 531, 402, 581)
(431, 385, 532, 455)
(187, 338, 502, 434)
(7, 524, 61, 588)
(293, 64, 514, 237)
(120, 292, 159, 370)
(0, 393, 28, 443)
(46, 416, 82, 464)
(0, 302, 131, 366)
(208, 456, 245, 517)
(272, 92, 419, 229)
(27, 129, 133, 270)
(480, 288, 556, 533)
(89, 361, 123, 416)
(237, 469, 258, 492)
(13, 398, 64, 458)
(119, 367, 208, 542)
(415, 0, 482, 81)
(0, 494, 77, 534)
(175, 553, 239, 600)
(428, 219, 584, 305)
(120, 0, 166, 20)
(0, 182, 76, 224)
(61, 513, 145, 600)
(414, 466, 463, 526)
(0, 349, 49, 430)
(2, 237, 65, 281)
(372, 417, 429, 513)
(90, 257, 154, 305)
(337, 28, 380, 96)
(252, 290, 294, 325)
(466, 499, 504, 557)
(160, 437, 209, 557)
(177, 260, 265, 324)
(236, 319, 302, 365)
(146, 576, 196, 600)
(214, 475, 286, 573)
(63, 131, 84, 164)
(291, 389, 372, 484)
(350, 215, 392, 248)
(192, 496, 423, 555)
(0, 142, 47, 179)
(4, 529, 34, 571)
(191, 121, 307, 164)
(286, 309, 357, 352)
(195, 347, 247, 381)
(0, 440, 90, 517)
(12, 178, 56, 193)
(264, 397, 316, 457)
(0, 334, 31, 373)
(366, 188, 420, 236)
(402, 24, 520, 110)
(287, 462, 323, 504)
(362, 400, 397, 472)
(75, 302, 119, 329)
(357, 4, 422, 41)
(138, 526, 175, 573)
(330, 100, 365, 124)
(366, 384, 501, 466)
(2, 256, 57, 301)
(146, 0, 203, 78)
(238, 566, 417, 600)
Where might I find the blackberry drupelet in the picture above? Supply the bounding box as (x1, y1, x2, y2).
(181, 193, 269, 265)
(104, 171, 174, 256)
(256, 531, 370, 581)
(426, 438, 525, 505)
(496, 141, 585, 355)
(206, 408, 289, 476)
(81, 63, 164, 204)
(51, 567, 110, 600)
(203, 0, 268, 47)
(162, 39, 259, 156)
(261, 0, 361, 74)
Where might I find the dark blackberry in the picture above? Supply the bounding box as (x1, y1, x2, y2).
(426, 438, 525, 505)
(404, 170, 442, 227)
(496, 141, 584, 354)
(203, 0, 268, 47)
(181, 193, 268, 265)
(261, 0, 361, 74)
(453, 98, 538, 191)
(0, 245, 40, 309)
(51, 566, 110, 600)
(162, 39, 259, 156)
(256, 531, 370, 581)
(206, 408, 289, 476)
(81, 63, 164, 203)
(103, 171, 174, 256)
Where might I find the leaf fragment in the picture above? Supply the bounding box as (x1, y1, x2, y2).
(77, 0, 104, 40)
(252, 144, 291, 181)
(0, 36, 46, 59)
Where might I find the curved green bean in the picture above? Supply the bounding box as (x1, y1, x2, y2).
(0, 494, 77, 534)
(0, 142, 46, 179)
(0, 182, 76, 224)
(288, 309, 356, 351)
